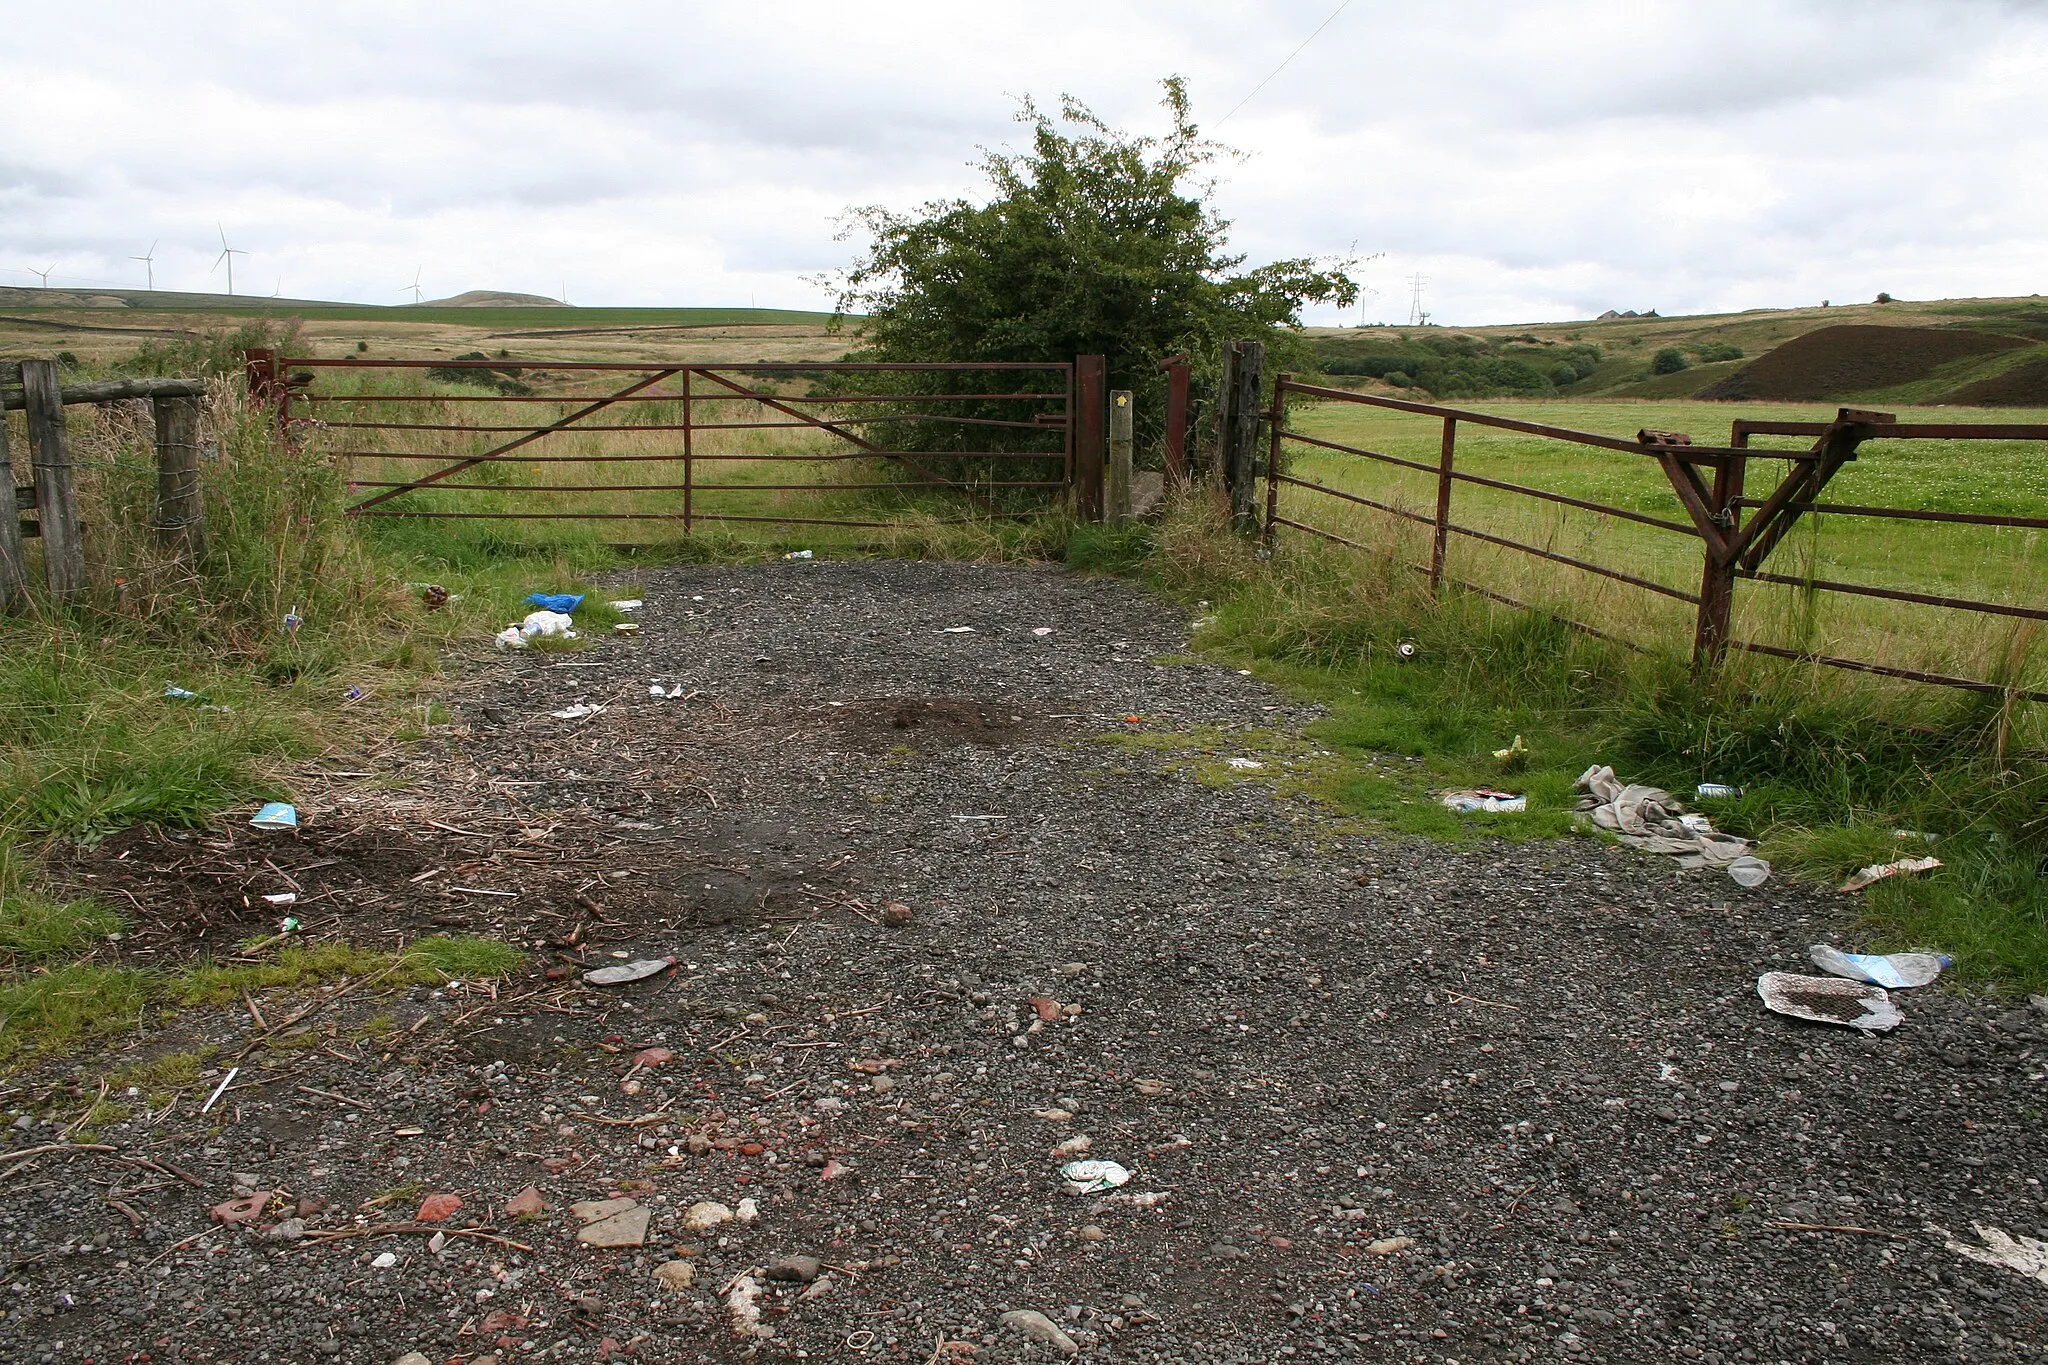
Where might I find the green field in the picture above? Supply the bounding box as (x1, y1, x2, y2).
(1278, 395, 2048, 693)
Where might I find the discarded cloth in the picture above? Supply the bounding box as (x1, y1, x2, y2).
(1575, 765, 1752, 869)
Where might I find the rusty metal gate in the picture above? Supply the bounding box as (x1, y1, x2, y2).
(248, 353, 1089, 537)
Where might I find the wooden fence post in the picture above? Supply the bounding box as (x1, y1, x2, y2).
(1226, 340, 1265, 534)
(1209, 344, 1241, 490)
(1073, 355, 1107, 522)
(1429, 416, 1457, 593)
(0, 365, 27, 610)
(1107, 390, 1133, 526)
(152, 394, 206, 560)
(19, 360, 84, 600)
(1690, 441, 1749, 674)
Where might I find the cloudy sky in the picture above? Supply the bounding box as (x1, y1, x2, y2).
(3, 1, 2043, 325)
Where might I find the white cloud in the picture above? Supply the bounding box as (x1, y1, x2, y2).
(1, 0, 2042, 323)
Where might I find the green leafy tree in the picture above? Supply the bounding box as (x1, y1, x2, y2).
(830, 78, 1356, 464)
(1652, 347, 1691, 375)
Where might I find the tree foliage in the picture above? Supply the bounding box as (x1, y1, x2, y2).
(830, 79, 1356, 457)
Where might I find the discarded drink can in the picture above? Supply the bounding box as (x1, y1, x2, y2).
(1696, 783, 1742, 799)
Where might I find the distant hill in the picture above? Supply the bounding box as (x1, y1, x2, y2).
(1697, 325, 2038, 402)
(425, 290, 567, 308)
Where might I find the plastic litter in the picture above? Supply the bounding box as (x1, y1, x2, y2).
(1060, 1159, 1132, 1194)
(1840, 855, 1942, 893)
(1941, 1224, 2048, 1288)
(1577, 765, 1753, 870)
(647, 683, 687, 699)
(609, 599, 643, 611)
(343, 686, 366, 702)
(249, 803, 298, 831)
(164, 684, 203, 702)
(551, 703, 605, 721)
(1695, 782, 1742, 799)
(1756, 971, 1903, 1033)
(1439, 789, 1527, 814)
(1808, 944, 1951, 989)
(1226, 757, 1264, 770)
(1032, 626, 1055, 636)
(584, 957, 676, 986)
(518, 610, 576, 640)
(1491, 734, 1528, 764)
(261, 892, 297, 907)
(1727, 856, 1772, 888)
(937, 626, 975, 634)
(525, 592, 585, 613)
(493, 627, 526, 650)
(784, 550, 814, 560)
(278, 916, 301, 934)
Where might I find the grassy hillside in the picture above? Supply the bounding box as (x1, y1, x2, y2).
(1306, 293, 2048, 404)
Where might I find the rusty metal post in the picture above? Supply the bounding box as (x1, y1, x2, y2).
(681, 369, 694, 535)
(1073, 355, 1107, 521)
(1161, 355, 1190, 484)
(1263, 375, 1288, 550)
(1107, 390, 1133, 526)
(0, 367, 28, 611)
(19, 360, 84, 600)
(152, 394, 206, 560)
(1227, 341, 1265, 534)
(1429, 416, 1457, 594)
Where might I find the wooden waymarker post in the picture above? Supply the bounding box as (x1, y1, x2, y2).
(1107, 389, 1134, 526)
(152, 395, 206, 559)
(18, 360, 83, 599)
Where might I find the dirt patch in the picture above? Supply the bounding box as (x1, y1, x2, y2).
(1949, 353, 2048, 406)
(1698, 324, 2033, 400)
(821, 696, 1055, 751)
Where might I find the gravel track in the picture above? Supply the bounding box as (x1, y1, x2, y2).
(4, 559, 2045, 1364)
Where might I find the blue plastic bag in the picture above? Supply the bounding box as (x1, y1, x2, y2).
(525, 593, 585, 613)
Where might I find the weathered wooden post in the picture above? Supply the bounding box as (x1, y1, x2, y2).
(152, 394, 206, 560)
(1107, 389, 1134, 526)
(0, 364, 27, 610)
(1209, 343, 1241, 489)
(1073, 355, 1107, 522)
(18, 360, 84, 599)
(1226, 340, 1266, 534)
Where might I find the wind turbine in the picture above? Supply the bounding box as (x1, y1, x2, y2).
(212, 224, 247, 296)
(29, 263, 55, 288)
(401, 267, 423, 305)
(130, 240, 157, 290)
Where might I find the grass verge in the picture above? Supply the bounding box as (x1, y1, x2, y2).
(0, 935, 521, 1066)
(1135, 490, 2048, 992)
